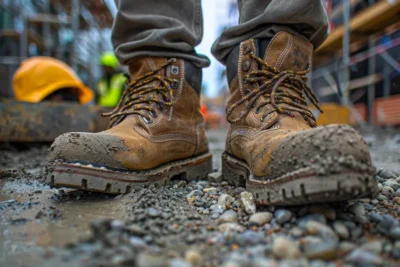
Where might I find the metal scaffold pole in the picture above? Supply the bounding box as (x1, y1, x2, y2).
(341, 0, 350, 106)
(71, 0, 80, 72)
(367, 0, 376, 125)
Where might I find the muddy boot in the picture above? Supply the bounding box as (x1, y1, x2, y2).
(222, 32, 378, 205)
(47, 57, 212, 193)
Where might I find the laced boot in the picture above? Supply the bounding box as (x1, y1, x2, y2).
(223, 32, 378, 205)
(48, 57, 212, 193)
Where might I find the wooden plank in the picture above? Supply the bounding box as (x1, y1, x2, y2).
(316, 0, 400, 55)
(0, 99, 109, 142)
(317, 74, 382, 97)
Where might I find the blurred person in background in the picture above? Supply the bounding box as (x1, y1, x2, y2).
(96, 52, 127, 108)
(13, 57, 93, 104)
(49, 0, 378, 206)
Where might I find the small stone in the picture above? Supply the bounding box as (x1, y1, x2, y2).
(218, 223, 245, 233)
(392, 241, 400, 258)
(394, 197, 400, 205)
(383, 179, 400, 190)
(395, 189, 400, 197)
(203, 187, 217, 193)
(137, 253, 168, 267)
(333, 221, 350, 240)
(303, 239, 338, 260)
(377, 169, 396, 180)
(360, 240, 383, 254)
(348, 202, 365, 217)
(185, 250, 202, 267)
(239, 191, 256, 215)
(125, 224, 145, 236)
(217, 210, 238, 224)
(339, 241, 356, 254)
(211, 213, 220, 220)
(309, 204, 336, 220)
(306, 221, 338, 241)
(216, 194, 234, 210)
(271, 236, 301, 259)
(382, 186, 394, 197)
(207, 172, 223, 183)
(147, 208, 161, 218)
(249, 212, 273, 226)
(345, 248, 383, 265)
(390, 227, 400, 240)
(186, 190, 203, 204)
(129, 237, 147, 249)
(236, 230, 265, 246)
(177, 180, 187, 188)
(275, 209, 293, 225)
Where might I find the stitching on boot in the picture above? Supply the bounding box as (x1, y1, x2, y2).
(134, 126, 195, 144)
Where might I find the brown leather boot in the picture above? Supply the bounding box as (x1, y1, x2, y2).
(48, 57, 212, 193)
(223, 32, 378, 205)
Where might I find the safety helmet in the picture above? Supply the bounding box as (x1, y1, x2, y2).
(100, 52, 119, 69)
(13, 57, 93, 104)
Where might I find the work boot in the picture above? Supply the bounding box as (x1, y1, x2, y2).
(48, 57, 212, 193)
(223, 32, 378, 205)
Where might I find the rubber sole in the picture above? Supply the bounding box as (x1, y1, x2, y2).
(222, 152, 379, 206)
(47, 153, 212, 194)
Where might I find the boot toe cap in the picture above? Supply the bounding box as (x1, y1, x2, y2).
(49, 132, 127, 169)
(255, 124, 373, 179)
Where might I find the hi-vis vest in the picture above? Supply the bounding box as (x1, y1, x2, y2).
(97, 73, 126, 107)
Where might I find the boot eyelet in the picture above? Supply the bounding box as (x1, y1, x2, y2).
(149, 110, 158, 118)
(171, 66, 179, 75)
(142, 116, 152, 124)
(260, 116, 266, 122)
(171, 80, 179, 89)
(156, 103, 164, 111)
(242, 60, 251, 72)
(255, 107, 261, 114)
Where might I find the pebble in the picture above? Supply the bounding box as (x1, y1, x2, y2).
(218, 223, 245, 233)
(177, 181, 187, 188)
(249, 212, 273, 226)
(236, 230, 265, 246)
(309, 204, 336, 220)
(185, 250, 202, 267)
(382, 186, 394, 197)
(271, 236, 301, 259)
(392, 241, 400, 258)
(348, 202, 365, 217)
(339, 241, 356, 254)
(216, 194, 234, 210)
(303, 239, 338, 260)
(239, 191, 256, 215)
(207, 172, 223, 183)
(360, 240, 383, 254)
(306, 221, 338, 241)
(383, 179, 400, 190)
(186, 190, 203, 203)
(217, 210, 238, 224)
(203, 187, 217, 194)
(394, 197, 400, 205)
(345, 248, 383, 265)
(146, 208, 161, 218)
(377, 169, 396, 179)
(390, 226, 400, 240)
(333, 221, 350, 240)
(274, 209, 293, 225)
(395, 189, 400, 197)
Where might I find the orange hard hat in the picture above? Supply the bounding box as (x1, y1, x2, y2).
(200, 104, 208, 118)
(13, 57, 93, 104)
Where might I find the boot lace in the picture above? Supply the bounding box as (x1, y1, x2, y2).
(227, 54, 323, 127)
(102, 58, 177, 127)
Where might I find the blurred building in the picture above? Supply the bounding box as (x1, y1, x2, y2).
(313, 0, 400, 126)
(0, 0, 115, 98)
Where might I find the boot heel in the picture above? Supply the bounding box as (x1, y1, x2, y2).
(222, 153, 248, 187)
(184, 154, 213, 182)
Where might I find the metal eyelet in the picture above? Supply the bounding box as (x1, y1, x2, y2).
(149, 110, 158, 118)
(171, 66, 179, 75)
(260, 116, 266, 122)
(171, 80, 179, 89)
(156, 103, 164, 111)
(142, 116, 152, 124)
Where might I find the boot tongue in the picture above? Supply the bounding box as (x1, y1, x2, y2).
(259, 32, 313, 72)
(128, 57, 168, 81)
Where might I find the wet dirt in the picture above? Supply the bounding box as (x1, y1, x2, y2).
(1, 128, 400, 266)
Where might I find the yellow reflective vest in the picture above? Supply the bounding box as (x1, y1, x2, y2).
(96, 73, 126, 107)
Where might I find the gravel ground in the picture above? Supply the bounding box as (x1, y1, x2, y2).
(0, 128, 400, 267)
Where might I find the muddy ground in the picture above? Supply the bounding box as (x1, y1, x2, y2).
(0, 128, 400, 267)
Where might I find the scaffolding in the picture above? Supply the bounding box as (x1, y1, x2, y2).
(313, 0, 400, 126)
(0, 0, 115, 98)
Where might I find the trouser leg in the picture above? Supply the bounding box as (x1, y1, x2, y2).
(212, 0, 329, 64)
(112, 0, 210, 68)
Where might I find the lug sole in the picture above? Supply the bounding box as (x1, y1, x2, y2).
(48, 153, 212, 194)
(222, 152, 378, 206)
